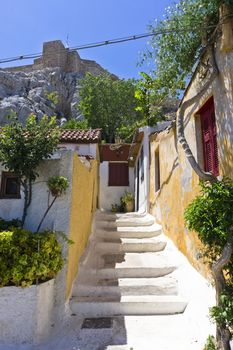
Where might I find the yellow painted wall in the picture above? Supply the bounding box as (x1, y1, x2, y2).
(66, 154, 98, 298)
(149, 38, 233, 276)
(149, 128, 207, 274)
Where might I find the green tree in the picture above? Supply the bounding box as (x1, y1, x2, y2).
(61, 118, 88, 130)
(0, 114, 60, 225)
(78, 73, 143, 143)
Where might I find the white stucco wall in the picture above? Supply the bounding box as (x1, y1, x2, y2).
(0, 150, 74, 343)
(0, 150, 73, 233)
(133, 127, 153, 213)
(99, 161, 134, 211)
(0, 279, 54, 345)
(58, 143, 97, 158)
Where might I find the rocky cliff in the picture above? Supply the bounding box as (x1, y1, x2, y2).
(0, 40, 111, 124)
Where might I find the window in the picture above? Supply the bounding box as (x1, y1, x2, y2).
(0, 172, 21, 199)
(155, 149, 160, 192)
(108, 162, 129, 186)
(200, 97, 219, 176)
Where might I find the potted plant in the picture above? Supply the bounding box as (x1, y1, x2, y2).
(121, 191, 134, 212)
(47, 176, 69, 197)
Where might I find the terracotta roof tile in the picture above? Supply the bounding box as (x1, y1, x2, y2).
(60, 129, 101, 144)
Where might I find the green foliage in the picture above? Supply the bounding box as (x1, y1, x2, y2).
(0, 228, 64, 287)
(139, 0, 233, 113)
(210, 291, 233, 329)
(135, 72, 167, 124)
(120, 191, 134, 205)
(0, 218, 22, 231)
(78, 73, 144, 142)
(47, 176, 69, 197)
(111, 203, 124, 213)
(203, 335, 217, 350)
(0, 113, 60, 182)
(61, 118, 88, 129)
(0, 113, 60, 224)
(184, 178, 233, 249)
(45, 91, 59, 108)
(185, 178, 233, 342)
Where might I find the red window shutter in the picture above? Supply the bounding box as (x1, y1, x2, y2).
(200, 97, 219, 176)
(108, 162, 129, 186)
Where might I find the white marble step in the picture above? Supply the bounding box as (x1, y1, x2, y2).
(96, 237, 167, 253)
(80, 252, 177, 279)
(73, 276, 178, 297)
(96, 213, 155, 229)
(95, 211, 149, 221)
(71, 295, 188, 316)
(96, 223, 162, 239)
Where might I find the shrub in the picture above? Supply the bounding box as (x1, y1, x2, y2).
(185, 178, 233, 345)
(0, 218, 22, 231)
(184, 178, 233, 249)
(120, 191, 134, 205)
(47, 176, 69, 197)
(0, 228, 64, 287)
(203, 335, 217, 350)
(210, 291, 233, 330)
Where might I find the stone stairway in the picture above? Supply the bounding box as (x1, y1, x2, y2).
(70, 211, 188, 316)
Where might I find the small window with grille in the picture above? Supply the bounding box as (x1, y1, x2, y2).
(0, 172, 21, 199)
(200, 97, 219, 177)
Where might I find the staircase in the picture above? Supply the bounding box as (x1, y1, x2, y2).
(70, 211, 188, 316)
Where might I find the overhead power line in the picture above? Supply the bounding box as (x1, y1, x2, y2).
(0, 24, 217, 65)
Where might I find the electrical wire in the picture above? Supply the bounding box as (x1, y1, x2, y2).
(0, 24, 217, 65)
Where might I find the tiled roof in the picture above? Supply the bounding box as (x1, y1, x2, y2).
(60, 129, 101, 144)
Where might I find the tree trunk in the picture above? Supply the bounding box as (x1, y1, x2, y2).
(212, 239, 233, 350)
(36, 196, 57, 233)
(177, 44, 219, 182)
(21, 179, 29, 226)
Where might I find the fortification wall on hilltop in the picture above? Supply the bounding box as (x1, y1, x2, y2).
(4, 40, 107, 76)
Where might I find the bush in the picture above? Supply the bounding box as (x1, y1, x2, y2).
(203, 335, 217, 350)
(184, 178, 233, 249)
(0, 218, 22, 231)
(47, 176, 69, 197)
(0, 228, 64, 287)
(210, 291, 233, 330)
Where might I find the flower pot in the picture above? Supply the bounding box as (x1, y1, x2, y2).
(125, 200, 134, 212)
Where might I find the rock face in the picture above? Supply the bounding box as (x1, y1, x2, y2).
(0, 40, 112, 124)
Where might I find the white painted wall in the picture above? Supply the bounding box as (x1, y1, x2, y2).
(0, 279, 54, 345)
(0, 150, 74, 342)
(58, 143, 97, 158)
(133, 127, 152, 213)
(0, 150, 73, 232)
(99, 161, 134, 211)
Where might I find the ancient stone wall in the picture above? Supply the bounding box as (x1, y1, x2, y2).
(4, 40, 108, 76)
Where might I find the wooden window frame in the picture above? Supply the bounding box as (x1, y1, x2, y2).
(0, 172, 21, 199)
(108, 162, 129, 187)
(200, 97, 219, 177)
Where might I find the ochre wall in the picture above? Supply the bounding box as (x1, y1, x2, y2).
(66, 154, 98, 298)
(149, 38, 233, 276)
(149, 128, 207, 274)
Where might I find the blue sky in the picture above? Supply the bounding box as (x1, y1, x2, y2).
(0, 0, 173, 79)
